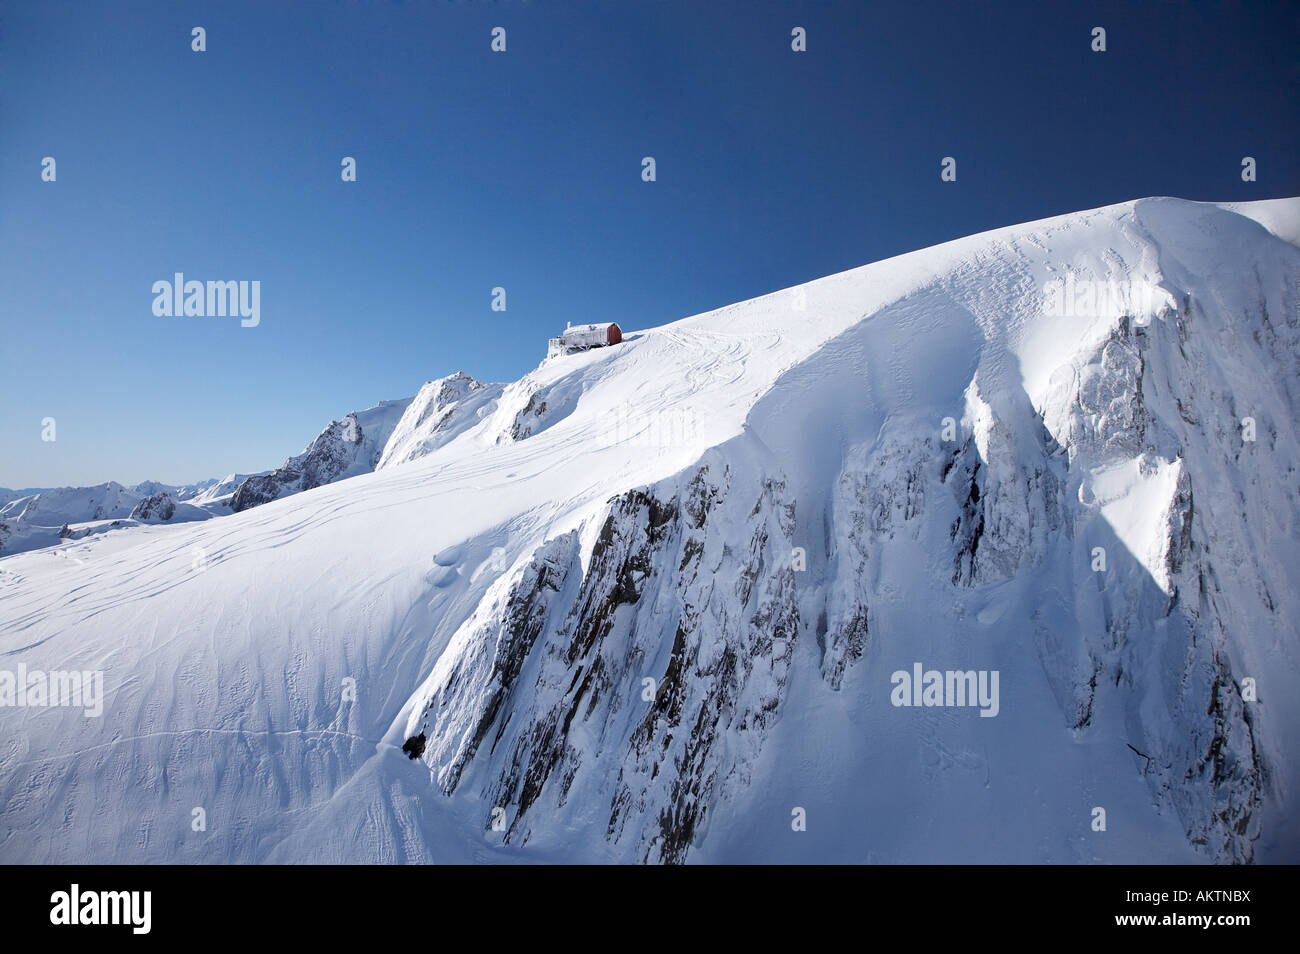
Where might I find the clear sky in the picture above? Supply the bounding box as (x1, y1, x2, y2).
(2, 0, 1296, 488)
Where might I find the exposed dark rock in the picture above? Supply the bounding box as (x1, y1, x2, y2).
(402, 733, 427, 760)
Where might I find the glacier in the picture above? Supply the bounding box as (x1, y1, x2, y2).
(1, 196, 1297, 864)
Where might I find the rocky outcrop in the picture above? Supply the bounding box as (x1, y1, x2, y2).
(231, 399, 411, 512)
(129, 492, 176, 522)
(405, 456, 799, 862)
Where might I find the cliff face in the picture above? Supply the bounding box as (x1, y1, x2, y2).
(405, 457, 799, 862)
(391, 199, 1297, 864)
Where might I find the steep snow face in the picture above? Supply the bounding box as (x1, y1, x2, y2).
(230, 399, 412, 512)
(1, 197, 1297, 865)
(377, 373, 501, 470)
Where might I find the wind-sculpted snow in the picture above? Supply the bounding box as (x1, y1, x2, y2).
(1, 197, 1297, 864)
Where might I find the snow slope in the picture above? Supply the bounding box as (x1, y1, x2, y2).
(1, 196, 1297, 864)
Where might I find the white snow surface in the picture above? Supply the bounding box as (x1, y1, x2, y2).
(1, 196, 1297, 863)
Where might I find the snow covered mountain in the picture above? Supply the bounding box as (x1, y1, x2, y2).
(0, 382, 498, 556)
(1, 481, 140, 527)
(0, 488, 52, 508)
(228, 399, 413, 512)
(131, 479, 218, 501)
(1, 196, 1297, 864)
(377, 372, 503, 471)
(0, 479, 226, 556)
(185, 473, 265, 512)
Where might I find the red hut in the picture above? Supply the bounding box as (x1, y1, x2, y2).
(548, 321, 622, 357)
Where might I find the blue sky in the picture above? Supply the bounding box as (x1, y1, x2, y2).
(2, 0, 1296, 488)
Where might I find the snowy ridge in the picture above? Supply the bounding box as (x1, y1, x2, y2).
(230, 399, 413, 512)
(377, 372, 502, 471)
(0, 488, 52, 508)
(1, 196, 1297, 864)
